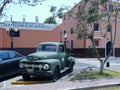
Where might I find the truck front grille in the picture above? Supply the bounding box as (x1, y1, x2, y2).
(24, 64, 42, 70)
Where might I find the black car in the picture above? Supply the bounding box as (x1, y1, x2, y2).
(0, 50, 25, 79)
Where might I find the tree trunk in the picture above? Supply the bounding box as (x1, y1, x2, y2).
(100, 60, 105, 74)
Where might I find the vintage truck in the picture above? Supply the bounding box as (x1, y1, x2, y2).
(19, 42, 75, 82)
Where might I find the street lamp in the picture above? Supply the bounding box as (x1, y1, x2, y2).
(6, 27, 19, 50)
(64, 33, 67, 50)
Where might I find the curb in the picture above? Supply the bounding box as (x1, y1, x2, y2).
(63, 68, 120, 90)
(64, 66, 97, 82)
(64, 72, 80, 82)
(62, 83, 120, 90)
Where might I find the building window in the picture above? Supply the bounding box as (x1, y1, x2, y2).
(93, 40, 99, 46)
(29, 24, 33, 28)
(64, 30, 66, 34)
(64, 15, 66, 20)
(109, 4, 113, 12)
(70, 39, 74, 50)
(107, 24, 112, 32)
(78, 5, 81, 11)
(92, 2, 99, 11)
(70, 28, 74, 34)
(94, 23, 99, 31)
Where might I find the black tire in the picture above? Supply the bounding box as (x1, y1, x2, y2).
(52, 68, 59, 82)
(22, 75, 30, 81)
(69, 63, 74, 72)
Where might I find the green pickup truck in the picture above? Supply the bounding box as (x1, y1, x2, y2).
(19, 42, 75, 82)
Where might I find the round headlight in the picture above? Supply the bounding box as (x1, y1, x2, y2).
(43, 64, 49, 70)
(20, 63, 24, 68)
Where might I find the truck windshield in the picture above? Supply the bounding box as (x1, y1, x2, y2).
(37, 44, 57, 52)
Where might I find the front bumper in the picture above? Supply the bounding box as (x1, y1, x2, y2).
(19, 69, 54, 77)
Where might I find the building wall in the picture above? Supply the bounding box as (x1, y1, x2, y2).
(0, 26, 60, 49)
(60, 4, 85, 49)
(61, 0, 120, 50)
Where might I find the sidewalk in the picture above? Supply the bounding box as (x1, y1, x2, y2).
(1, 77, 120, 90)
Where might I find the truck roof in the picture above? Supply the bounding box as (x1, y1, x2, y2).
(39, 42, 64, 46)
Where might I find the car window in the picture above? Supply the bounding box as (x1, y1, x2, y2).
(0, 52, 9, 60)
(9, 52, 23, 59)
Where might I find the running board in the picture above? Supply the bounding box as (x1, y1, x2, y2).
(60, 67, 69, 74)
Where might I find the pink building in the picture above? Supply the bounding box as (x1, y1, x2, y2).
(60, 0, 120, 57)
(0, 17, 60, 55)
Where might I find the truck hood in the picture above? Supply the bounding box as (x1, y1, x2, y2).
(29, 51, 57, 56)
(27, 51, 58, 59)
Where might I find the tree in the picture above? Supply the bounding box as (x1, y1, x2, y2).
(44, 16, 56, 24)
(44, 5, 68, 23)
(0, 0, 45, 19)
(67, 0, 120, 74)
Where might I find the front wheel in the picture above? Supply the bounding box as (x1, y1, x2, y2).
(52, 68, 59, 82)
(69, 63, 74, 72)
(22, 75, 30, 81)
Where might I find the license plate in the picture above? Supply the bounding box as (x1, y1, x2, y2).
(27, 69, 33, 73)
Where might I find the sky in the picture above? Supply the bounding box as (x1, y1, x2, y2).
(1, 0, 80, 23)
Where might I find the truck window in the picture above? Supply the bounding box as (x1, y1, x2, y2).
(37, 44, 57, 52)
(59, 45, 64, 52)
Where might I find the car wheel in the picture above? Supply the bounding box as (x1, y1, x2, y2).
(22, 75, 30, 81)
(52, 68, 59, 82)
(69, 63, 74, 72)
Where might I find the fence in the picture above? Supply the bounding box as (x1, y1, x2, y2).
(1, 48, 120, 58)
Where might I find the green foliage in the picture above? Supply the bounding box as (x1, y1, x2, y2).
(106, 24, 112, 31)
(50, 6, 57, 13)
(88, 8, 96, 14)
(86, 8, 102, 23)
(57, 7, 66, 18)
(45, 5, 68, 23)
(86, 14, 99, 23)
(100, 0, 109, 4)
(44, 16, 56, 24)
(84, 0, 89, 3)
(88, 45, 98, 55)
(76, 29, 87, 39)
(87, 33, 93, 39)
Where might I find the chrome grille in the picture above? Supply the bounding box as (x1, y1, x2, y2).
(24, 63, 43, 70)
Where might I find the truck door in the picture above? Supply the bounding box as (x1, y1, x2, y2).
(58, 45, 66, 70)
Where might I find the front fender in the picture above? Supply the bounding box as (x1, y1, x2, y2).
(42, 59, 61, 72)
(66, 56, 75, 67)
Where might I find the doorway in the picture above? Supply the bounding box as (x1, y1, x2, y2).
(105, 41, 115, 57)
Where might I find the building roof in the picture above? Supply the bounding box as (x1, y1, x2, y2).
(0, 21, 59, 31)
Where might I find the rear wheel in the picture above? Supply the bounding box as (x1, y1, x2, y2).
(52, 68, 59, 82)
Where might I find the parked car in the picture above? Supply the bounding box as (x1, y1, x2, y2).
(19, 42, 75, 82)
(0, 50, 25, 79)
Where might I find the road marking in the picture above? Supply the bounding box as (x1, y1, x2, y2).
(64, 72, 80, 82)
(11, 81, 52, 85)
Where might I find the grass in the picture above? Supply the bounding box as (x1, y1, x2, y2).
(70, 69, 120, 90)
(70, 69, 120, 81)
